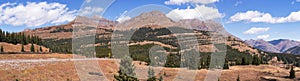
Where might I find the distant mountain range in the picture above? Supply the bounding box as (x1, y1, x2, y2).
(245, 39, 300, 55)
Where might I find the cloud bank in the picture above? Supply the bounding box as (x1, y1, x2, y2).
(257, 34, 270, 39)
(230, 10, 300, 23)
(0, 2, 77, 27)
(166, 5, 223, 21)
(243, 27, 270, 35)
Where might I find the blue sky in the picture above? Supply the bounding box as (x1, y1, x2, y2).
(0, 0, 299, 41)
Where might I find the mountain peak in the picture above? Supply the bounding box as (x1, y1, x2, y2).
(269, 39, 300, 52)
(246, 39, 300, 54)
(245, 39, 280, 53)
(116, 10, 177, 30)
(139, 10, 166, 17)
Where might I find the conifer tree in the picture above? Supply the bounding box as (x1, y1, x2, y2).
(290, 65, 296, 79)
(204, 55, 211, 69)
(200, 58, 205, 69)
(21, 44, 25, 52)
(39, 46, 43, 52)
(241, 57, 247, 65)
(237, 75, 240, 81)
(158, 75, 163, 81)
(236, 59, 241, 65)
(223, 59, 229, 69)
(114, 56, 138, 81)
(0, 46, 3, 52)
(147, 67, 156, 81)
(252, 55, 260, 65)
(30, 43, 35, 52)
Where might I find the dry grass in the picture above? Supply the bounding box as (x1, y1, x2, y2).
(0, 54, 299, 81)
(0, 42, 49, 52)
(0, 54, 72, 59)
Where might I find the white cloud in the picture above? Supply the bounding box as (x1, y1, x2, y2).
(79, 6, 103, 16)
(116, 11, 131, 23)
(0, 2, 77, 27)
(229, 10, 300, 23)
(86, 0, 92, 3)
(292, 0, 300, 4)
(166, 5, 223, 21)
(234, 1, 242, 7)
(51, 10, 77, 24)
(164, 0, 219, 5)
(243, 27, 270, 35)
(257, 34, 270, 39)
(117, 16, 131, 23)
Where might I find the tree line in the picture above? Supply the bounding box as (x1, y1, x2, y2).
(0, 29, 42, 45)
(0, 29, 66, 53)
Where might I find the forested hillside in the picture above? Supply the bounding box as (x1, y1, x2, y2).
(0, 29, 66, 53)
(0, 29, 42, 45)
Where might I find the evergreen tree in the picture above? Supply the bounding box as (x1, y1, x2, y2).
(290, 65, 296, 79)
(114, 56, 138, 81)
(0, 46, 3, 52)
(30, 43, 35, 52)
(296, 60, 300, 67)
(204, 55, 211, 69)
(147, 67, 156, 81)
(241, 57, 247, 65)
(260, 56, 267, 64)
(236, 59, 241, 65)
(180, 49, 199, 70)
(200, 57, 205, 69)
(108, 53, 112, 58)
(39, 46, 43, 52)
(283, 58, 288, 64)
(158, 75, 163, 81)
(252, 55, 260, 65)
(237, 75, 240, 81)
(223, 59, 229, 69)
(21, 44, 25, 52)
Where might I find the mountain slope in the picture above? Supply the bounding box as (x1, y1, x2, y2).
(284, 46, 300, 55)
(269, 39, 300, 52)
(23, 11, 265, 56)
(245, 39, 300, 54)
(24, 16, 117, 39)
(245, 39, 280, 53)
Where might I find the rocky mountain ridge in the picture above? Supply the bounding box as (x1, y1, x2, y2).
(245, 39, 300, 55)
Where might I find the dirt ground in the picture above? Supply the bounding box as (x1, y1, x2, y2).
(0, 54, 299, 81)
